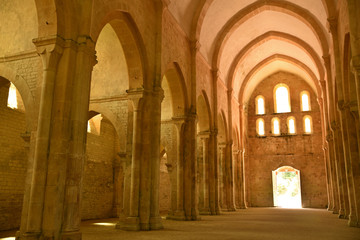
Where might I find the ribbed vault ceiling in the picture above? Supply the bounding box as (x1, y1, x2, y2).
(167, 0, 333, 102)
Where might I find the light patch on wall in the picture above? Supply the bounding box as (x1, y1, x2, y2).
(88, 114, 102, 135)
(7, 83, 17, 109)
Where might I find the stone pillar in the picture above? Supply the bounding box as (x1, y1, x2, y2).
(332, 121, 350, 219)
(18, 36, 64, 240)
(113, 153, 126, 217)
(351, 56, 360, 121)
(148, 87, 164, 230)
(208, 128, 220, 215)
(338, 101, 360, 227)
(226, 142, 236, 211)
(118, 89, 143, 231)
(167, 118, 186, 220)
(326, 132, 339, 214)
(218, 143, 226, 210)
(183, 112, 199, 220)
(18, 35, 97, 240)
(198, 132, 210, 215)
(233, 149, 240, 208)
(238, 149, 247, 209)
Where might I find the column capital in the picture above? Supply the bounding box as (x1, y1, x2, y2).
(351, 55, 360, 72)
(218, 142, 227, 149)
(190, 40, 201, 52)
(198, 130, 211, 139)
(326, 132, 334, 143)
(330, 121, 340, 131)
(322, 54, 331, 66)
(212, 68, 220, 80)
(210, 127, 218, 136)
(33, 35, 65, 71)
(127, 88, 145, 110)
(317, 97, 323, 106)
(337, 100, 352, 111)
(77, 35, 97, 67)
(327, 17, 338, 34)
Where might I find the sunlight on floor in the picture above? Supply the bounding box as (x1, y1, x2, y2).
(92, 222, 116, 226)
(0, 237, 15, 240)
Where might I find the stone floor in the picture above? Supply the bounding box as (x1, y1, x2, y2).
(1, 208, 360, 240)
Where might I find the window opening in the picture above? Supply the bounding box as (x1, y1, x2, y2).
(274, 84, 291, 113)
(256, 118, 265, 136)
(287, 117, 296, 134)
(304, 115, 312, 134)
(255, 95, 265, 115)
(300, 91, 310, 111)
(272, 118, 280, 135)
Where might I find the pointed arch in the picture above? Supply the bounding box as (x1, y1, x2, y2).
(213, 0, 329, 69)
(227, 31, 325, 90)
(162, 62, 189, 117)
(197, 91, 212, 132)
(0, 65, 35, 130)
(91, 11, 148, 90)
(238, 54, 321, 104)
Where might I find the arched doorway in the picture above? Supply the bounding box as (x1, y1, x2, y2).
(272, 166, 302, 208)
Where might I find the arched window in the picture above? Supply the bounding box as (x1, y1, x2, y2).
(271, 117, 280, 135)
(300, 91, 311, 111)
(274, 84, 291, 113)
(303, 115, 312, 134)
(7, 83, 18, 109)
(256, 118, 265, 136)
(287, 117, 296, 134)
(255, 95, 265, 115)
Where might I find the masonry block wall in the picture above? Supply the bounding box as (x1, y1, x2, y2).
(0, 82, 27, 231)
(245, 72, 327, 208)
(81, 117, 118, 219)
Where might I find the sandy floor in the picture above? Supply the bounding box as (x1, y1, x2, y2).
(2, 208, 360, 240)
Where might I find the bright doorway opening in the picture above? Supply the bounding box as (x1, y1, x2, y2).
(272, 166, 302, 208)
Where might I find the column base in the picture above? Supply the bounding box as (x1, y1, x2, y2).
(16, 231, 40, 240)
(167, 210, 186, 221)
(348, 214, 358, 227)
(149, 216, 163, 230)
(116, 216, 140, 231)
(199, 208, 211, 215)
(338, 209, 346, 219)
(61, 231, 82, 240)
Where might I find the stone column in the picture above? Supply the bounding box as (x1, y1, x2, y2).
(351, 56, 360, 121)
(238, 149, 247, 209)
(218, 143, 226, 210)
(17, 36, 64, 240)
(148, 87, 164, 230)
(198, 132, 210, 214)
(233, 149, 240, 208)
(326, 132, 339, 214)
(113, 153, 126, 217)
(338, 101, 360, 227)
(118, 89, 143, 231)
(18, 35, 97, 240)
(183, 112, 199, 220)
(332, 121, 350, 219)
(226, 141, 236, 211)
(167, 118, 186, 220)
(208, 128, 219, 215)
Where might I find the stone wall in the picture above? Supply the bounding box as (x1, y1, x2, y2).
(81, 118, 118, 219)
(245, 72, 327, 208)
(0, 82, 27, 231)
